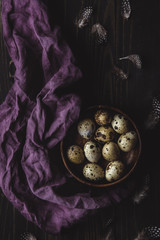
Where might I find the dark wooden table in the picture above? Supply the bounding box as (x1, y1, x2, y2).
(1, 0, 160, 239)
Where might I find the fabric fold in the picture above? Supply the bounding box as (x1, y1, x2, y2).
(0, 0, 131, 234)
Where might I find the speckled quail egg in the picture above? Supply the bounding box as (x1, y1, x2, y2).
(84, 141, 101, 163)
(94, 109, 112, 126)
(83, 163, 105, 182)
(102, 142, 120, 161)
(77, 118, 96, 139)
(118, 131, 138, 152)
(111, 114, 130, 134)
(67, 145, 85, 164)
(94, 126, 115, 144)
(105, 161, 125, 182)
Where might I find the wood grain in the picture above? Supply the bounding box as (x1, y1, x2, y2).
(1, 0, 160, 239)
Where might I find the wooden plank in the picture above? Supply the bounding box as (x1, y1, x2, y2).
(0, 0, 160, 239)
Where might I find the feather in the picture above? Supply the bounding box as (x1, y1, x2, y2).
(145, 226, 160, 239)
(91, 23, 107, 44)
(103, 209, 114, 240)
(113, 66, 128, 80)
(152, 96, 160, 119)
(144, 96, 160, 130)
(105, 217, 114, 228)
(144, 173, 150, 186)
(132, 175, 150, 204)
(121, 0, 131, 20)
(119, 54, 142, 69)
(133, 185, 149, 204)
(144, 111, 159, 130)
(75, 6, 93, 29)
(20, 232, 37, 240)
(104, 229, 114, 240)
(134, 229, 149, 240)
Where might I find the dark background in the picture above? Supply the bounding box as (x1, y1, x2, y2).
(1, 0, 160, 239)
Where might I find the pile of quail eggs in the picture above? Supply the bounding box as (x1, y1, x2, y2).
(67, 109, 138, 183)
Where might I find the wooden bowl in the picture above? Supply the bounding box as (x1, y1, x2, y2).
(60, 105, 142, 187)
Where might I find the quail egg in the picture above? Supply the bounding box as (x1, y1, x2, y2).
(77, 118, 96, 139)
(83, 163, 105, 182)
(67, 145, 85, 164)
(105, 161, 125, 182)
(94, 109, 112, 126)
(102, 142, 120, 161)
(84, 141, 101, 163)
(111, 114, 130, 134)
(118, 131, 138, 152)
(94, 126, 115, 144)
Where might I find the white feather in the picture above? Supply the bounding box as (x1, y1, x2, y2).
(119, 54, 142, 69)
(134, 229, 149, 240)
(105, 229, 114, 240)
(133, 175, 150, 204)
(121, 0, 131, 19)
(145, 226, 160, 238)
(75, 7, 93, 29)
(91, 23, 107, 44)
(113, 66, 128, 80)
(20, 232, 37, 240)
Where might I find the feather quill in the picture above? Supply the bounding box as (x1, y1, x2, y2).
(104, 229, 114, 240)
(113, 66, 128, 80)
(75, 6, 93, 29)
(119, 54, 142, 69)
(121, 0, 131, 19)
(132, 174, 150, 204)
(91, 23, 107, 44)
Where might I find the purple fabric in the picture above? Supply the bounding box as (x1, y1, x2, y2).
(0, 0, 131, 234)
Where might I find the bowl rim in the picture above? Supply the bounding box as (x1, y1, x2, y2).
(60, 104, 142, 188)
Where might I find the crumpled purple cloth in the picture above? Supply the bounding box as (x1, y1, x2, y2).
(0, 0, 131, 234)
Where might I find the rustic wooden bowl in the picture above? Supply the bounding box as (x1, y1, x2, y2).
(60, 105, 142, 187)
